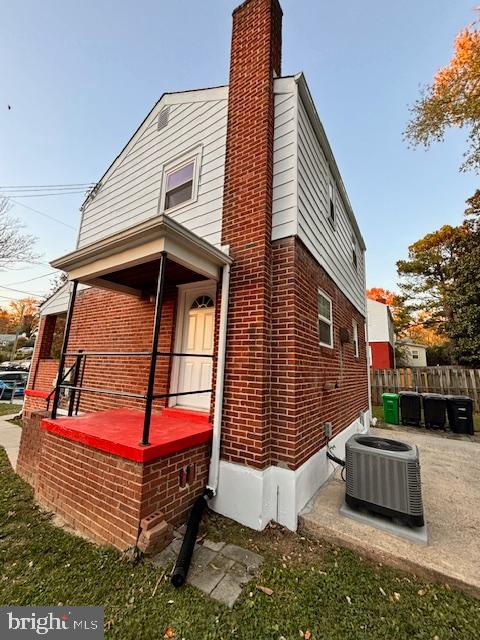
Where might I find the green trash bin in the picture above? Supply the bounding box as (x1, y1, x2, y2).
(382, 393, 399, 425)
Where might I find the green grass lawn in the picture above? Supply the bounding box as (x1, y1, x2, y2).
(0, 402, 22, 417)
(0, 450, 479, 639)
(372, 404, 480, 431)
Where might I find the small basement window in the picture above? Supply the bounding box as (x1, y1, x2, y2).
(318, 290, 333, 348)
(164, 161, 195, 210)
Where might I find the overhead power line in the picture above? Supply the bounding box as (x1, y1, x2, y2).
(0, 183, 94, 189)
(0, 293, 31, 302)
(5, 271, 57, 286)
(0, 284, 46, 297)
(6, 191, 89, 198)
(10, 199, 76, 230)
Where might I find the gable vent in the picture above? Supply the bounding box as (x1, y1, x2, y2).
(158, 106, 170, 131)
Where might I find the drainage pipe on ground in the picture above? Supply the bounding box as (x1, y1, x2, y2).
(171, 492, 209, 588)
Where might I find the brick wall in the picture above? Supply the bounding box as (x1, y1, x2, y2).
(220, 0, 283, 470)
(271, 237, 369, 470)
(140, 443, 210, 527)
(26, 286, 178, 416)
(19, 413, 211, 550)
(16, 410, 48, 488)
(28, 315, 56, 395)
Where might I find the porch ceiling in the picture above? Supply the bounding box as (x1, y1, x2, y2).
(50, 215, 232, 296)
(102, 259, 206, 297)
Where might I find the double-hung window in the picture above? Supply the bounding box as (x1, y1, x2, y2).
(161, 148, 202, 213)
(318, 290, 333, 348)
(164, 161, 195, 210)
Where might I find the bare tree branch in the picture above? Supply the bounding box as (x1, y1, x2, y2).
(0, 197, 40, 270)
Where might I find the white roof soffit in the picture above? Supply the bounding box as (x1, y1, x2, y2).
(50, 215, 232, 285)
(295, 73, 366, 252)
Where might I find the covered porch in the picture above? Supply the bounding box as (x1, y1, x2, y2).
(44, 214, 232, 448)
(18, 215, 231, 552)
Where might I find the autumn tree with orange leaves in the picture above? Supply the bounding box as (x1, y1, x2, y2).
(366, 287, 414, 337)
(9, 298, 39, 339)
(405, 15, 480, 172)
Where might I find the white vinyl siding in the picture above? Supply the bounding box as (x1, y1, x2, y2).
(272, 83, 297, 239)
(296, 94, 366, 315)
(77, 88, 228, 249)
(40, 283, 89, 316)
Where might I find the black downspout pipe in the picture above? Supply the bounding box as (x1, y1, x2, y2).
(141, 251, 167, 446)
(52, 280, 78, 419)
(171, 489, 212, 588)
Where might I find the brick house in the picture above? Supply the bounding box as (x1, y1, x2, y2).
(19, 0, 369, 551)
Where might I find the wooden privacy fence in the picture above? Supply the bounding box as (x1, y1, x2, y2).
(371, 367, 480, 412)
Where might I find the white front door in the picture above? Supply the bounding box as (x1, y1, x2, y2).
(177, 292, 215, 411)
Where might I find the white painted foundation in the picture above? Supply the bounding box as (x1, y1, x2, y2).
(210, 411, 370, 531)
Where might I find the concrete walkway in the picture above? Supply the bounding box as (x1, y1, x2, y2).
(0, 413, 22, 469)
(300, 427, 480, 598)
(153, 530, 264, 607)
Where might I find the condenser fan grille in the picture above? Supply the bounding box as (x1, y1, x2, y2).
(356, 436, 411, 452)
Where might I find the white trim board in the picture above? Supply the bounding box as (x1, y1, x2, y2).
(210, 411, 370, 531)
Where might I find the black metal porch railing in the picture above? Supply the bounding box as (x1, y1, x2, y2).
(51, 350, 213, 445)
(50, 252, 217, 446)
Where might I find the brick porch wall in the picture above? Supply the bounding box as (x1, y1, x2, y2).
(16, 410, 48, 488)
(19, 413, 210, 551)
(24, 360, 59, 417)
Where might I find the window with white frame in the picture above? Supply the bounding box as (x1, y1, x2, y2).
(352, 319, 359, 358)
(161, 149, 202, 212)
(328, 181, 335, 227)
(412, 349, 419, 360)
(318, 290, 333, 347)
(164, 161, 195, 210)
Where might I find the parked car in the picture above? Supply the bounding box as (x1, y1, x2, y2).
(0, 360, 30, 372)
(16, 347, 34, 357)
(0, 371, 28, 400)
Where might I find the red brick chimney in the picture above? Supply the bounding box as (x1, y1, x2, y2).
(221, 0, 283, 469)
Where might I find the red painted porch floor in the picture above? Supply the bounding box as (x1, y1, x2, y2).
(41, 407, 212, 463)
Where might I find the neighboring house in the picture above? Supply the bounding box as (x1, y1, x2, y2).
(0, 334, 16, 348)
(367, 299, 395, 369)
(397, 340, 428, 367)
(19, 0, 369, 550)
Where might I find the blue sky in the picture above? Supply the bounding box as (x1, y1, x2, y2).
(0, 0, 477, 306)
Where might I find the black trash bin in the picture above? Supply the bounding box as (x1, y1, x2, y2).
(399, 391, 422, 426)
(445, 395, 474, 435)
(422, 393, 447, 430)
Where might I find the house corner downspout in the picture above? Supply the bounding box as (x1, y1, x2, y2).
(207, 260, 231, 496)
